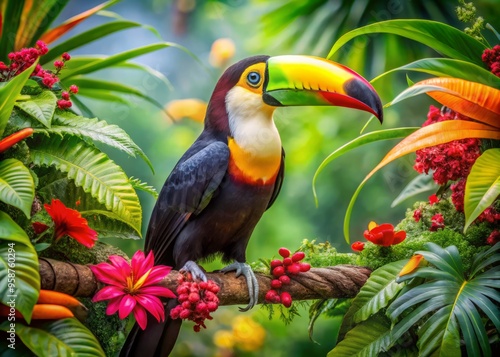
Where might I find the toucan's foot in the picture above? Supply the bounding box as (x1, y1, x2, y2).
(220, 261, 258, 311)
(180, 261, 207, 282)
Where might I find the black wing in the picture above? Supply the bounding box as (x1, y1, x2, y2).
(145, 140, 230, 266)
(266, 148, 285, 210)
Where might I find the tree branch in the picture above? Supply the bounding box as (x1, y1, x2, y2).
(39, 258, 371, 305)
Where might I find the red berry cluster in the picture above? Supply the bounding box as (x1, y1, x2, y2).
(0, 41, 78, 110)
(430, 213, 445, 231)
(170, 273, 220, 332)
(482, 44, 500, 77)
(265, 248, 310, 308)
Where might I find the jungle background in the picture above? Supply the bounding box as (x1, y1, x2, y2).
(50, 0, 499, 355)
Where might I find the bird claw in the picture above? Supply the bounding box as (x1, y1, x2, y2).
(221, 262, 258, 311)
(180, 260, 208, 282)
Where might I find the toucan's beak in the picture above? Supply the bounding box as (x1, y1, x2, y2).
(263, 55, 383, 122)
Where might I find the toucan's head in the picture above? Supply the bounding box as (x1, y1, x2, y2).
(205, 55, 383, 133)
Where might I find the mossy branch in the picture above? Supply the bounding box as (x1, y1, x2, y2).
(39, 258, 371, 305)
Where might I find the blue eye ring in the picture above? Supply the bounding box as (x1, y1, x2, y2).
(246, 71, 261, 87)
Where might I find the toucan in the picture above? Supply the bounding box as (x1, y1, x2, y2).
(120, 55, 383, 356)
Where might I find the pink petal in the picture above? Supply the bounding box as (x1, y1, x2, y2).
(139, 286, 176, 299)
(142, 266, 172, 286)
(92, 286, 126, 302)
(108, 255, 131, 277)
(135, 294, 165, 322)
(133, 305, 148, 330)
(106, 297, 123, 315)
(90, 263, 126, 286)
(131, 250, 148, 278)
(118, 295, 136, 319)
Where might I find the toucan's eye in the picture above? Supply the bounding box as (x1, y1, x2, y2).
(246, 71, 261, 87)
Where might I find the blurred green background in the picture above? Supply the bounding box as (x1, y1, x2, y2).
(54, 0, 499, 355)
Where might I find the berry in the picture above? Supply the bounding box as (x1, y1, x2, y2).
(271, 279, 282, 289)
(291, 251, 305, 262)
(272, 266, 285, 277)
(279, 275, 290, 285)
(280, 292, 292, 308)
(286, 263, 301, 275)
(270, 259, 283, 269)
(278, 247, 290, 258)
(299, 262, 311, 272)
(282, 257, 292, 266)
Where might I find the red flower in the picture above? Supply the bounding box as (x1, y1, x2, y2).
(351, 241, 365, 252)
(430, 213, 445, 231)
(32, 222, 49, 234)
(44, 199, 97, 248)
(413, 209, 422, 222)
(91, 251, 175, 330)
(486, 230, 500, 245)
(363, 221, 406, 246)
(428, 194, 439, 205)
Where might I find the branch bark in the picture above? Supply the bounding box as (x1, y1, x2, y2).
(39, 258, 371, 305)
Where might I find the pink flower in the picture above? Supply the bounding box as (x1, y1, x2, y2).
(90, 251, 175, 330)
(69, 84, 79, 94)
(363, 221, 406, 246)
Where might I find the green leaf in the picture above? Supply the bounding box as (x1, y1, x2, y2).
(82, 211, 140, 239)
(129, 177, 158, 199)
(372, 58, 500, 90)
(30, 135, 142, 235)
(341, 260, 406, 334)
(328, 19, 487, 66)
(313, 127, 418, 209)
(0, 0, 25, 59)
(40, 20, 143, 64)
(391, 174, 437, 207)
(387, 243, 500, 357)
(38, 110, 154, 172)
(328, 314, 392, 357)
(14, 90, 57, 128)
(464, 149, 500, 231)
(0, 61, 38, 136)
(59, 42, 190, 80)
(0, 211, 40, 322)
(0, 159, 35, 218)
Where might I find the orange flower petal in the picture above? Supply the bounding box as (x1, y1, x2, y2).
(398, 254, 424, 277)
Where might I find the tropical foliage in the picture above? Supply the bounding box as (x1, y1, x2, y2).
(0, 0, 181, 355)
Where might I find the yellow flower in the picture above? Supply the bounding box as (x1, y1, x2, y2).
(213, 330, 235, 349)
(231, 316, 265, 352)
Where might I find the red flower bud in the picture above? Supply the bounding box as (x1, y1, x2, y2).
(278, 247, 290, 258)
(280, 292, 292, 308)
(351, 241, 365, 252)
(292, 251, 305, 262)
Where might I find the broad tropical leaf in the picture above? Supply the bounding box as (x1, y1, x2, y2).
(343, 120, 500, 243)
(29, 135, 142, 235)
(15, 90, 57, 128)
(388, 243, 500, 357)
(391, 174, 437, 207)
(0, 61, 38, 136)
(0, 0, 24, 59)
(372, 58, 500, 90)
(391, 78, 500, 128)
(0, 211, 39, 322)
(313, 128, 418, 206)
(328, 20, 487, 66)
(328, 314, 392, 357)
(464, 148, 500, 231)
(0, 158, 34, 218)
(341, 260, 406, 333)
(0, 317, 105, 357)
(37, 110, 153, 172)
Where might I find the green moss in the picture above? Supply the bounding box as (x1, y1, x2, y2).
(82, 298, 128, 356)
(297, 239, 358, 267)
(40, 239, 128, 265)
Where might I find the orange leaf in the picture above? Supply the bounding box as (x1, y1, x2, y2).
(417, 78, 500, 128)
(31, 304, 74, 319)
(39, 1, 111, 44)
(37, 289, 82, 308)
(398, 254, 424, 277)
(364, 120, 500, 183)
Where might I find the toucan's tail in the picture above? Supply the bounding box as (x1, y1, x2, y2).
(119, 300, 182, 357)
